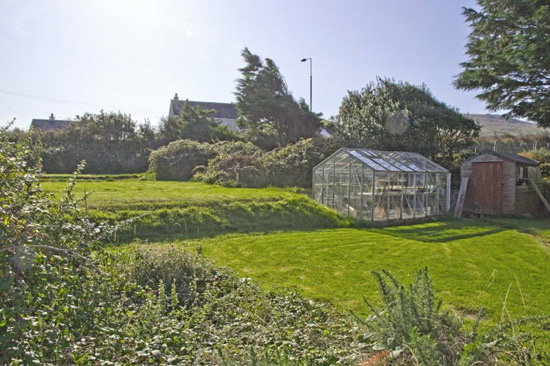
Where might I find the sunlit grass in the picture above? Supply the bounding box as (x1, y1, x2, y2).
(181, 220, 550, 323)
(41, 180, 300, 211)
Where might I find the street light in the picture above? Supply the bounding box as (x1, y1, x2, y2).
(301, 57, 312, 112)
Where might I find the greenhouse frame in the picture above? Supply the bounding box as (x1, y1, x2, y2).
(312, 148, 451, 222)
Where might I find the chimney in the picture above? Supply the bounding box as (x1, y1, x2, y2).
(174, 93, 179, 101)
(49, 113, 55, 120)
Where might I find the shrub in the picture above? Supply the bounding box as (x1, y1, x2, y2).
(103, 245, 367, 365)
(197, 137, 340, 188)
(0, 124, 117, 364)
(149, 139, 217, 180)
(358, 268, 550, 366)
(261, 137, 340, 187)
(197, 152, 267, 187)
(149, 140, 260, 181)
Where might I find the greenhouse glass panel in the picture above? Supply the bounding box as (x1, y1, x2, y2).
(402, 172, 416, 219)
(324, 156, 335, 208)
(437, 173, 448, 213)
(361, 168, 374, 221)
(312, 163, 324, 204)
(348, 159, 363, 218)
(312, 148, 450, 222)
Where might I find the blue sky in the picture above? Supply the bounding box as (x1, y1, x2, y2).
(0, 0, 485, 130)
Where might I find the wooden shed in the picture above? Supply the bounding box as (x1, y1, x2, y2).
(456, 151, 548, 216)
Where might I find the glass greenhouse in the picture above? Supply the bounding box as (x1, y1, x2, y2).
(312, 148, 450, 222)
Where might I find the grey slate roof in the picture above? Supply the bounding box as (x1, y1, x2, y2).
(171, 99, 239, 119)
(30, 118, 72, 131)
(483, 150, 539, 166)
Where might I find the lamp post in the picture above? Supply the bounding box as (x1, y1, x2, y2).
(301, 57, 312, 112)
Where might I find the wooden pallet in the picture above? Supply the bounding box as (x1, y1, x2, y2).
(454, 178, 469, 218)
(528, 178, 550, 214)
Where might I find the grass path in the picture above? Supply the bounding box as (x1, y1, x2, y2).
(182, 220, 550, 322)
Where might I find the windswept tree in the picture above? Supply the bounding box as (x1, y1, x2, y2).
(455, 0, 550, 126)
(336, 78, 480, 163)
(235, 48, 321, 147)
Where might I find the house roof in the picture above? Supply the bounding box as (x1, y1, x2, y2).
(30, 117, 72, 131)
(481, 150, 539, 166)
(316, 148, 449, 173)
(170, 98, 239, 120)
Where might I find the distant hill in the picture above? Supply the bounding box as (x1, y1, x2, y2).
(468, 114, 548, 137)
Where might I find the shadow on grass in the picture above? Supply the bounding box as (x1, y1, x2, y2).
(371, 220, 506, 243)
(108, 225, 344, 245)
(108, 219, 509, 245)
(483, 218, 550, 238)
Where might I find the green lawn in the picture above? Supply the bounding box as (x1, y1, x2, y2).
(41, 180, 300, 211)
(181, 219, 550, 323)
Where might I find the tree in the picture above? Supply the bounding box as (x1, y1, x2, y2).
(158, 103, 237, 144)
(235, 48, 321, 147)
(455, 0, 550, 126)
(336, 78, 480, 163)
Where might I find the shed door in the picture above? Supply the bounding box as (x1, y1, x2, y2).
(471, 162, 502, 215)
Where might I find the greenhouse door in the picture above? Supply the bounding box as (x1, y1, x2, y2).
(471, 162, 502, 215)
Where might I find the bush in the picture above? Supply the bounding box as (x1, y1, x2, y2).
(358, 268, 550, 366)
(197, 152, 267, 187)
(100, 246, 367, 365)
(197, 137, 340, 188)
(261, 137, 340, 187)
(149, 139, 217, 180)
(149, 140, 260, 181)
(0, 124, 117, 364)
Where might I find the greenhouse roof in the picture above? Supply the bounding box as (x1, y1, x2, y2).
(321, 148, 449, 173)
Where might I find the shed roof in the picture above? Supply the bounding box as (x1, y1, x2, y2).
(480, 150, 539, 166)
(319, 148, 449, 173)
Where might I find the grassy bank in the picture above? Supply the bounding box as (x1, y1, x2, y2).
(42, 180, 353, 241)
(41, 180, 301, 210)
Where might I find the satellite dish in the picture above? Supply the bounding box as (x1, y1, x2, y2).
(386, 111, 409, 135)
